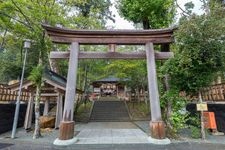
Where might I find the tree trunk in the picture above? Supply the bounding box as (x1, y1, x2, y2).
(136, 88, 140, 103)
(142, 19, 150, 29)
(0, 29, 7, 51)
(33, 85, 41, 139)
(49, 58, 59, 73)
(83, 64, 88, 105)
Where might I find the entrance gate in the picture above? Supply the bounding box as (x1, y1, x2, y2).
(42, 24, 175, 145)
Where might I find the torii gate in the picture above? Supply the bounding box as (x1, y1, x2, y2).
(42, 24, 175, 145)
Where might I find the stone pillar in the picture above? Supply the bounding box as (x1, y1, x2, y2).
(54, 42, 79, 145)
(24, 93, 34, 130)
(146, 42, 166, 139)
(43, 99, 49, 116)
(55, 92, 63, 128)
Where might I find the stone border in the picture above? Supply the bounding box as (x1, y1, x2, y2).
(148, 136, 171, 145)
(53, 137, 78, 146)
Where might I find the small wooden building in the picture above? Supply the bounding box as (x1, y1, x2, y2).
(8, 69, 83, 129)
(92, 76, 127, 98)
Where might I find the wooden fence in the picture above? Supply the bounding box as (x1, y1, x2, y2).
(0, 84, 30, 102)
(1, 82, 224, 102)
(201, 83, 225, 101)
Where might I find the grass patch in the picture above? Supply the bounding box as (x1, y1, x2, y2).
(127, 101, 150, 120)
(75, 101, 93, 122)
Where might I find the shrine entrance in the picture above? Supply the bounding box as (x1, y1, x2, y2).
(42, 24, 175, 145)
(92, 76, 127, 98)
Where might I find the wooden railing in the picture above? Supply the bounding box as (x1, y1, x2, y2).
(0, 84, 30, 102)
(201, 83, 225, 102)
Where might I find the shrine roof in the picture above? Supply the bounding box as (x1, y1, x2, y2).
(93, 76, 128, 83)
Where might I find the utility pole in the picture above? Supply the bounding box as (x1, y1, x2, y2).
(11, 40, 31, 138)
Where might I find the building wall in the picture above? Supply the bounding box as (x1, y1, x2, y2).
(186, 103, 225, 133)
(0, 103, 50, 134)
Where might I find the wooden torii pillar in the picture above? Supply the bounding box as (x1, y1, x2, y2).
(146, 43, 165, 139)
(42, 24, 175, 145)
(58, 42, 79, 141)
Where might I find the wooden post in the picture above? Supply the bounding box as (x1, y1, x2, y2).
(124, 86, 127, 97)
(199, 92, 206, 140)
(59, 42, 79, 140)
(55, 92, 63, 129)
(116, 85, 119, 98)
(24, 93, 34, 130)
(109, 44, 116, 52)
(43, 99, 49, 116)
(146, 42, 165, 139)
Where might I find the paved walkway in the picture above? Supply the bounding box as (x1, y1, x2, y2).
(2, 142, 225, 150)
(1, 121, 225, 146)
(76, 122, 149, 144)
(0, 122, 149, 145)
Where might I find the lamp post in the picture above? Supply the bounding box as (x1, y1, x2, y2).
(11, 39, 31, 138)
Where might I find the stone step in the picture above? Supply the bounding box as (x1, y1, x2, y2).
(90, 100, 130, 121)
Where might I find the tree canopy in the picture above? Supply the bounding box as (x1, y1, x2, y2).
(162, 4, 225, 94)
(0, 0, 112, 83)
(117, 0, 175, 29)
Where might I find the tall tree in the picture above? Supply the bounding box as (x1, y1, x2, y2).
(163, 4, 225, 94)
(161, 3, 225, 137)
(63, 0, 114, 29)
(28, 64, 43, 139)
(0, 0, 68, 139)
(0, 0, 68, 81)
(117, 0, 175, 29)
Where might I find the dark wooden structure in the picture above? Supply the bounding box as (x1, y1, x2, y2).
(92, 76, 127, 97)
(42, 24, 175, 144)
(1, 70, 83, 130)
(7, 69, 67, 129)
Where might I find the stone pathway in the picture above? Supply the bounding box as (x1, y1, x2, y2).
(0, 122, 150, 145)
(75, 122, 149, 144)
(2, 121, 224, 146)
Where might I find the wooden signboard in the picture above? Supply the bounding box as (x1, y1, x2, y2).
(196, 103, 208, 111)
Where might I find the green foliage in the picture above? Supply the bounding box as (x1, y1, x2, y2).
(0, 0, 68, 81)
(0, 0, 113, 83)
(75, 100, 93, 122)
(184, 2, 195, 15)
(160, 89, 188, 133)
(105, 60, 147, 92)
(65, 0, 113, 27)
(162, 5, 225, 94)
(159, 3, 225, 138)
(117, 0, 175, 28)
(28, 65, 43, 87)
(190, 126, 201, 139)
(127, 101, 150, 119)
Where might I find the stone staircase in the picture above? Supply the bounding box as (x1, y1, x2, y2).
(90, 99, 130, 122)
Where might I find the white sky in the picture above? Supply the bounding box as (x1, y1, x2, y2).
(106, 0, 204, 29)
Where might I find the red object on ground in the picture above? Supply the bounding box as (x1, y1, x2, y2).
(203, 112, 217, 129)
